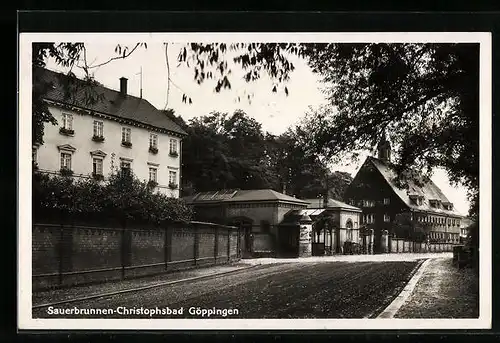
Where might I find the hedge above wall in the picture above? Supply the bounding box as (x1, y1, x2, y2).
(32, 171, 193, 225)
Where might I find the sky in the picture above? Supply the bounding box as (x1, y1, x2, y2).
(45, 41, 471, 215)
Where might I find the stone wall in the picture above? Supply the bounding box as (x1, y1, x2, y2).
(32, 221, 240, 290)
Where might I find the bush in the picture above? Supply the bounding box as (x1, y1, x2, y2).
(33, 170, 193, 225)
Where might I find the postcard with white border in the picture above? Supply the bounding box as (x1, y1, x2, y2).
(18, 32, 491, 330)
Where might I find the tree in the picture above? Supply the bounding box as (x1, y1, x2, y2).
(180, 110, 278, 193)
(35, 42, 479, 215)
(393, 212, 433, 241)
(264, 127, 353, 199)
(304, 43, 479, 216)
(178, 42, 479, 216)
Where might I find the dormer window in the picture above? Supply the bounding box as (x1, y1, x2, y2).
(409, 194, 424, 206)
(429, 199, 441, 208)
(442, 201, 454, 211)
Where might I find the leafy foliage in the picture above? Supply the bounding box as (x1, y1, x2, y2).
(178, 43, 302, 97)
(393, 212, 432, 241)
(179, 42, 479, 216)
(174, 109, 351, 198)
(305, 43, 479, 216)
(33, 171, 193, 225)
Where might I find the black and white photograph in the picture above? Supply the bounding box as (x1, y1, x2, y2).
(18, 32, 491, 330)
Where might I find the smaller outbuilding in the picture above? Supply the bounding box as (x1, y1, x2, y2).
(279, 198, 363, 257)
(183, 189, 308, 258)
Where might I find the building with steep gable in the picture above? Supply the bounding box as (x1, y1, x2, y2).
(344, 134, 463, 253)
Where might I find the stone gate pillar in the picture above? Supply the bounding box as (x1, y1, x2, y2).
(369, 228, 374, 254)
(381, 230, 389, 253)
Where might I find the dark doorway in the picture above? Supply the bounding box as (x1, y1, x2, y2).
(228, 217, 254, 258)
(277, 225, 299, 257)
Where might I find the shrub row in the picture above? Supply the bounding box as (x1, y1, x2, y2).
(32, 170, 193, 225)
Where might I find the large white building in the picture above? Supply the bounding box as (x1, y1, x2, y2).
(33, 68, 187, 198)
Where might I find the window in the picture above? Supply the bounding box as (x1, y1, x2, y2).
(92, 158, 103, 175)
(121, 127, 132, 143)
(120, 160, 131, 173)
(363, 214, 374, 224)
(60, 152, 72, 170)
(384, 214, 390, 222)
(347, 228, 353, 241)
(149, 167, 157, 182)
(149, 133, 158, 149)
(383, 198, 390, 205)
(93, 120, 104, 137)
(169, 170, 177, 185)
(363, 200, 375, 207)
(62, 113, 73, 130)
(169, 139, 178, 155)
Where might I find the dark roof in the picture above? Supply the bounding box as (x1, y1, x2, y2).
(38, 68, 187, 136)
(366, 156, 462, 216)
(184, 189, 308, 205)
(303, 198, 362, 212)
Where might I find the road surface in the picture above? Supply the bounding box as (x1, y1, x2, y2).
(33, 261, 419, 319)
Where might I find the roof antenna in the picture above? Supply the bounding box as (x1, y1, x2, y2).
(136, 66, 143, 98)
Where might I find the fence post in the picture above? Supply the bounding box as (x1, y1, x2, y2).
(237, 226, 240, 258)
(227, 227, 231, 262)
(120, 226, 125, 280)
(194, 224, 199, 266)
(164, 225, 169, 270)
(214, 226, 219, 264)
(58, 224, 64, 286)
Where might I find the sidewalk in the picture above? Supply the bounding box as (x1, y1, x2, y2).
(244, 252, 453, 265)
(394, 257, 479, 318)
(33, 262, 256, 308)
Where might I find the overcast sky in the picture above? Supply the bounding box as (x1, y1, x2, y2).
(45, 41, 471, 215)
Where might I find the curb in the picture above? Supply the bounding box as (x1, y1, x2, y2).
(32, 264, 260, 310)
(376, 258, 432, 318)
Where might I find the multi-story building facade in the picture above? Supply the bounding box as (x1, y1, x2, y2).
(344, 135, 463, 253)
(33, 68, 187, 197)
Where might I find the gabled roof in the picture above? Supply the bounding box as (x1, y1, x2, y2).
(365, 156, 462, 216)
(280, 209, 320, 226)
(37, 68, 187, 136)
(184, 189, 308, 205)
(303, 198, 362, 212)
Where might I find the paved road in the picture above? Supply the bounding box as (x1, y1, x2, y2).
(34, 261, 419, 319)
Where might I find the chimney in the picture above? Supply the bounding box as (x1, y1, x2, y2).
(119, 77, 128, 96)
